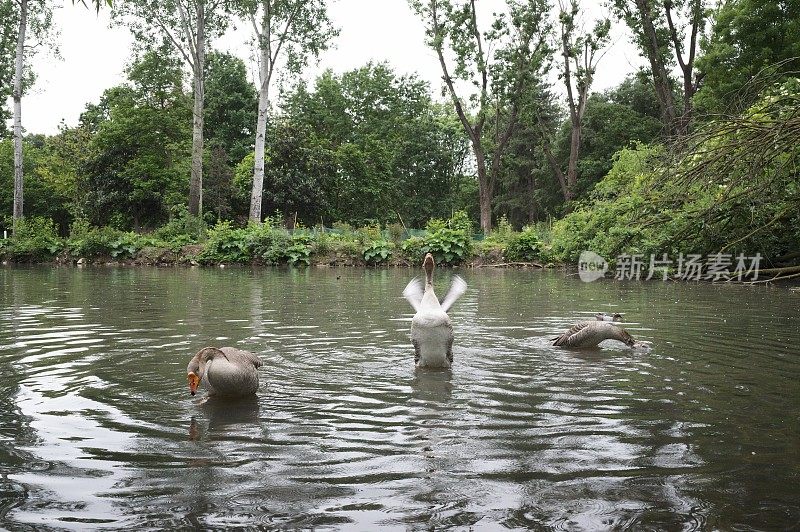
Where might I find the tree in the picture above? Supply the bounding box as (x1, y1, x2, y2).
(281, 64, 470, 227)
(80, 50, 191, 229)
(411, 0, 551, 233)
(0, 0, 17, 137)
(552, 0, 610, 201)
(10, 0, 54, 232)
(242, 0, 337, 223)
(555, 75, 662, 197)
(611, 0, 708, 135)
(695, 0, 800, 113)
(11, 0, 27, 230)
(113, 0, 230, 216)
(204, 51, 258, 166)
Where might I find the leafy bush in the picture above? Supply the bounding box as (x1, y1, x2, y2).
(246, 223, 288, 261)
(506, 227, 542, 261)
(363, 240, 392, 264)
(386, 222, 406, 244)
(4, 217, 62, 261)
(355, 223, 382, 244)
(153, 207, 206, 243)
(283, 235, 312, 266)
(198, 221, 249, 263)
(423, 228, 471, 264)
(67, 220, 143, 259)
(401, 236, 426, 263)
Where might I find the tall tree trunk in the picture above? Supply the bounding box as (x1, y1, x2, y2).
(188, 0, 205, 216)
(249, 44, 269, 223)
(474, 142, 491, 235)
(12, 0, 26, 233)
(634, 0, 678, 133)
(567, 123, 581, 196)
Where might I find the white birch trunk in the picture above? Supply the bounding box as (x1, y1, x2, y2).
(188, 0, 205, 216)
(12, 0, 27, 232)
(249, 44, 269, 223)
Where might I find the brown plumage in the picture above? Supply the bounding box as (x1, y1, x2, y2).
(552, 321, 636, 348)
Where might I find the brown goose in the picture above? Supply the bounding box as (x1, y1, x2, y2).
(595, 312, 623, 322)
(186, 347, 262, 398)
(552, 321, 648, 349)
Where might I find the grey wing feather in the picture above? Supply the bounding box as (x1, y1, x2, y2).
(220, 347, 263, 368)
(440, 275, 467, 313)
(402, 277, 424, 312)
(552, 321, 591, 347)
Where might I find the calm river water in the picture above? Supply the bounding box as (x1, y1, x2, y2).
(0, 266, 798, 530)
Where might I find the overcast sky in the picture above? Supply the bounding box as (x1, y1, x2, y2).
(17, 0, 646, 136)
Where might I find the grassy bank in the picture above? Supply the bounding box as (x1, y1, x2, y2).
(0, 211, 550, 268)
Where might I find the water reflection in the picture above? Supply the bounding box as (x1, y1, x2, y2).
(0, 266, 799, 529)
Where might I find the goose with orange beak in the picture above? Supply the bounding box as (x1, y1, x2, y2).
(402, 253, 467, 368)
(186, 346, 262, 398)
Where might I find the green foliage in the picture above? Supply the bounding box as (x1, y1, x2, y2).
(3, 218, 62, 261)
(696, 0, 800, 114)
(506, 227, 542, 261)
(67, 219, 142, 259)
(363, 240, 392, 264)
(198, 221, 249, 264)
(410, 211, 475, 265)
(550, 81, 800, 264)
(204, 52, 257, 166)
(80, 49, 191, 229)
(283, 63, 470, 226)
(283, 235, 312, 266)
(400, 236, 426, 263)
(151, 207, 206, 249)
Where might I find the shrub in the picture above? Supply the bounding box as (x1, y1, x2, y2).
(506, 227, 542, 261)
(355, 223, 382, 245)
(386, 222, 406, 244)
(67, 220, 143, 259)
(423, 228, 471, 264)
(198, 221, 249, 263)
(283, 235, 311, 266)
(153, 207, 206, 243)
(401, 236, 426, 263)
(5, 217, 62, 261)
(363, 240, 392, 264)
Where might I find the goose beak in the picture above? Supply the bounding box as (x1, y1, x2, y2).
(187, 372, 200, 395)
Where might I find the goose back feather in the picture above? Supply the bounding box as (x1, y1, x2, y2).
(187, 346, 262, 398)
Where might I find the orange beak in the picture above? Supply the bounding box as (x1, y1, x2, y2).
(187, 372, 200, 395)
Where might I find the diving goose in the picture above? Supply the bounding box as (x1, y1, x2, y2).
(186, 346, 262, 398)
(403, 253, 467, 368)
(552, 321, 649, 350)
(595, 312, 623, 322)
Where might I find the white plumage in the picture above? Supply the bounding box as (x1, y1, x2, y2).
(403, 253, 467, 368)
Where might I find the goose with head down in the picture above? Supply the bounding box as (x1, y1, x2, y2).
(403, 253, 467, 368)
(595, 312, 623, 322)
(186, 347, 262, 398)
(552, 321, 650, 350)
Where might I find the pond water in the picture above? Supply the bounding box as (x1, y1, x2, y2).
(0, 266, 798, 530)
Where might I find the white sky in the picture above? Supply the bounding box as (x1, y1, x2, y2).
(16, 0, 646, 135)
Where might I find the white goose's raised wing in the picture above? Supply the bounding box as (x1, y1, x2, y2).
(402, 277, 425, 312)
(440, 275, 467, 313)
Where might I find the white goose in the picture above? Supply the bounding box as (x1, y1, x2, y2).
(403, 253, 467, 368)
(186, 346, 262, 398)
